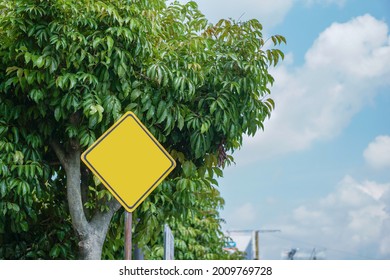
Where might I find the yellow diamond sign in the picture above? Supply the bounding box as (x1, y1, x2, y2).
(81, 111, 176, 212)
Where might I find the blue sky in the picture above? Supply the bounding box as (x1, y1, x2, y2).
(173, 0, 390, 259)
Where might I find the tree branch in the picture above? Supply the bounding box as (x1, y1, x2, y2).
(81, 166, 91, 217)
(51, 139, 89, 235)
(66, 146, 90, 235)
(90, 198, 121, 235)
(50, 140, 68, 169)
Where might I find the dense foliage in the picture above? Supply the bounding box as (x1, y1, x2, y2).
(0, 0, 285, 259)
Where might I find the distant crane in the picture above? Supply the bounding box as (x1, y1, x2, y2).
(283, 247, 325, 260)
(287, 248, 298, 260)
(309, 248, 318, 260)
(226, 229, 281, 259)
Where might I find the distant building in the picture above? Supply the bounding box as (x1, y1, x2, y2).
(225, 230, 280, 259)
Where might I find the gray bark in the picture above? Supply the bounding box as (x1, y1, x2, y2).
(51, 139, 121, 259)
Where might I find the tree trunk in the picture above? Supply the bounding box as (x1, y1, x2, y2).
(51, 140, 121, 260)
(78, 229, 105, 260)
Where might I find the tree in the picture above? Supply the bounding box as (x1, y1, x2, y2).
(0, 0, 285, 259)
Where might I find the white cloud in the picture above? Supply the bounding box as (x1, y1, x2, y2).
(363, 135, 390, 170)
(306, 14, 390, 79)
(379, 189, 390, 255)
(172, 0, 294, 26)
(320, 176, 387, 207)
(234, 14, 390, 164)
(230, 202, 257, 227)
(172, 0, 350, 27)
(301, 0, 347, 8)
(380, 218, 390, 255)
(262, 176, 390, 259)
(293, 205, 330, 225)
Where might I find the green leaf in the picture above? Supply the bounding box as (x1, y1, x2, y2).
(146, 106, 155, 120)
(50, 245, 60, 258)
(200, 122, 209, 134)
(69, 76, 77, 89)
(164, 113, 173, 132)
(13, 151, 24, 164)
(20, 221, 28, 232)
(131, 89, 142, 100)
(54, 107, 61, 121)
(29, 89, 44, 103)
(106, 36, 114, 51)
(157, 100, 166, 117)
(24, 52, 31, 63)
(0, 181, 6, 198)
(57, 231, 65, 242)
(182, 161, 196, 177)
(35, 56, 45, 68)
(93, 175, 101, 187)
(6, 66, 18, 75)
(12, 203, 20, 212)
(213, 167, 223, 177)
(156, 108, 168, 124)
(177, 113, 184, 131)
(210, 101, 217, 114)
(88, 114, 99, 128)
(26, 71, 35, 84)
(17, 68, 23, 79)
(117, 64, 125, 78)
(92, 37, 101, 48)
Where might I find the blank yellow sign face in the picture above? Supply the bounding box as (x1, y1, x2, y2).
(81, 112, 176, 212)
